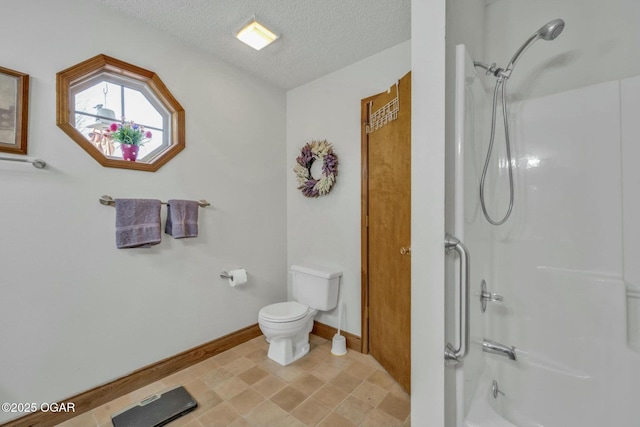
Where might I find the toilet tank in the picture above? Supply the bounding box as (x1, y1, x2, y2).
(291, 265, 342, 311)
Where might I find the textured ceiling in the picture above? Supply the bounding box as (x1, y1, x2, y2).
(97, 0, 411, 90)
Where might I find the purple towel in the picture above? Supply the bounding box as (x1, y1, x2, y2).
(114, 199, 162, 248)
(165, 200, 199, 238)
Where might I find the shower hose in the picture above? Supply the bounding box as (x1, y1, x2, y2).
(480, 76, 514, 226)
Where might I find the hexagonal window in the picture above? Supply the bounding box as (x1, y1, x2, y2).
(56, 54, 184, 171)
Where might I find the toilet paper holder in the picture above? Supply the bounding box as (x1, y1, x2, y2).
(220, 270, 242, 280)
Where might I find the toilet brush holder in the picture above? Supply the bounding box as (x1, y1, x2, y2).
(331, 333, 347, 356)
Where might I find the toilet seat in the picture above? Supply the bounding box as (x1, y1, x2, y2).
(259, 301, 309, 323)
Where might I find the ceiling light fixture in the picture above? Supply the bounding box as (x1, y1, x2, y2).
(236, 18, 279, 51)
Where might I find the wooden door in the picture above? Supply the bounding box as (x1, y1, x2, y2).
(362, 72, 411, 393)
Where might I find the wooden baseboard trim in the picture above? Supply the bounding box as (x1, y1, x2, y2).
(2, 324, 262, 427)
(312, 321, 362, 352)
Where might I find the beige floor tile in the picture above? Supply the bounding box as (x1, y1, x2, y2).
(189, 356, 221, 378)
(193, 389, 224, 413)
(213, 348, 241, 365)
(291, 397, 331, 426)
(201, 366, 234, 388)
(270, 385, 307, 412)
(360, 407, 404, 427)
(196, 402, 241, 427)
(311, 383, 348, 408)
(329, 372, 363, 394)
(272, 364, 307, 383)
(253, 374, 288, 398)
(160, 368, 198, 389)
(347, 360, 377, 380)
(335, 395, 374, 425)
(250, 335, 270, 350)
(228, 388, 266, 415)
(311, 362, 342, 382)
(378, 391, 411, 421)
(224, 356, 256, 376)
(232, 339, 260, 356)
(246, 400, 290, 426)
(228, 416, 253, 427)
(237, 365, 270, 385)
(213, 376, 249, 400)
(351, 380, 388, 407)
(56, 410, 97, 427)
(317, 411, 358, 427)
(366, 369, 396, 390)
(59, 334, 410, 427)
(292, 353, 324, 371)
(180, 378, 211, 398)
(291, 372, 325, 396)
(245, 347, 268, 363)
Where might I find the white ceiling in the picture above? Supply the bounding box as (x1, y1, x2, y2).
(98, 0, 411, 90)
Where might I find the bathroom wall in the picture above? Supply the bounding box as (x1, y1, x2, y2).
(484, 0, 640, 101)
(0, 0, 286, 421)
(286, 40, 411, 335)
(444, 1, 486, 426)
(411, 0, 447, 424)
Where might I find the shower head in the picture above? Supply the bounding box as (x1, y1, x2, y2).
(504, 18, 565, 74)
(537, 18, 565, 41)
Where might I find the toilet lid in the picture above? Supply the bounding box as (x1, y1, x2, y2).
(260, 301, 309, 322)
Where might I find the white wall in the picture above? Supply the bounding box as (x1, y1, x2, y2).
(0, 0, 286, 421)
(286, 41, 411, 334)
(411, 0, 447, 425)
(444, 2, 486, 426)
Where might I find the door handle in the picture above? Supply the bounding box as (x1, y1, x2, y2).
(444, 233, 470, 366)
(400, 246, 411, 255)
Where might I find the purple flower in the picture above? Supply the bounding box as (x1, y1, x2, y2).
(145, 131, 152, 138)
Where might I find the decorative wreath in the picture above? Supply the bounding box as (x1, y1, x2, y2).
(294, 139, 339, 198)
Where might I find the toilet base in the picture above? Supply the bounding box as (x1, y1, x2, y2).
(264, 319, 314, 366)
(267, 337, 310, 366)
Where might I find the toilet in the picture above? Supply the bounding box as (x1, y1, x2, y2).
(258, 265, 342, 366)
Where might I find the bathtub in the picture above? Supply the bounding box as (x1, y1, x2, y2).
(464, 272, 640, 427)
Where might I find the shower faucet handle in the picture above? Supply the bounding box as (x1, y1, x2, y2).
(484, 292, 503, 302)
(480, 280, 503, 312)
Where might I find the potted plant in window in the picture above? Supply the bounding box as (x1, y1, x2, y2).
(107, 120, 152, 162)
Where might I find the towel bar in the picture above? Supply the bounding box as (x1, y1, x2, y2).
(0, 156, 46, 169)
(99, 195, 210, 208)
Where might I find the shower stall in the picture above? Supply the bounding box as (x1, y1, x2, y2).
(445, 1, 640, 426)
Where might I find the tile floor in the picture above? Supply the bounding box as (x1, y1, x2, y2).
(58, 334, 411, 427)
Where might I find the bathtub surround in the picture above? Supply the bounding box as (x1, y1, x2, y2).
(451, 18, 640, 427)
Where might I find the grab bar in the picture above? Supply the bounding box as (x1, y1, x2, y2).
(444, 233, 470, 366)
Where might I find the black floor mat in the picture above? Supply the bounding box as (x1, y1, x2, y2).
(111, 385, 197, 427)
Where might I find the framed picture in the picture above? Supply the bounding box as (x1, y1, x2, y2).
(0, 66, 29, 155)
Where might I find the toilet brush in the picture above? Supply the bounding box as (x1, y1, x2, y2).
(331, 301, 347, 356)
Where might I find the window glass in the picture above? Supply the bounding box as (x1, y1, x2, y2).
(56, 54, 185, 172)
